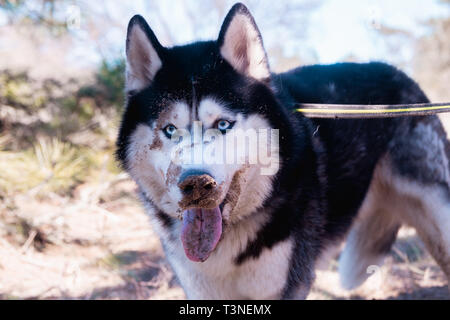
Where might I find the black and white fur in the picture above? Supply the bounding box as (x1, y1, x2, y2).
(116, 3, 450, 299)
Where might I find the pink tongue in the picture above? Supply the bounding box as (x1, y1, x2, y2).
(181, 207, 222, 262)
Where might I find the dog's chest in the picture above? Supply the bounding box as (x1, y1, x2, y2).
(159, 213, 294, 299)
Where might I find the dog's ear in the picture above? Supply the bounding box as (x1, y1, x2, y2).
(218, 3, 270, 81)
(125, 15, 163, 93)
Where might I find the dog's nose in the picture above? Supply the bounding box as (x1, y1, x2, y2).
(178, 170, 218, 200)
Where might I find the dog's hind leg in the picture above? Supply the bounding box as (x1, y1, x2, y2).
(338, 166, 401, 290)
(340, 115, 450, 291)
(394, 182, 450, 287)
(383, 117, 450, 288)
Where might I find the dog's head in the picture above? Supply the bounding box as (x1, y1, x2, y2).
(117, 3, 289, 262)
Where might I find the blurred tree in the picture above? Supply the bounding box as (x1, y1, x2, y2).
(370, 0, 449, 100)
(0, 0, 324, 104)
(144, 0, 323, 70)
(413, 0, 450, 101)
(78, 59, 125, 110)
(0, 0, 73, 34)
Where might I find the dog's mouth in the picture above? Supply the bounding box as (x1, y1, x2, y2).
(180, 202, 225, 262)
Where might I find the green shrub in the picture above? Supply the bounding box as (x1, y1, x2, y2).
(0, 138, 87, 196)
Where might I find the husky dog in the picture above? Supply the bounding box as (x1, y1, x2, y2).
(116, 3, 450, 299)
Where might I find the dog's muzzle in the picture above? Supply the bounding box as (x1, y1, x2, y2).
(178, 170, 221, 209)
(177, 170, 223, 262)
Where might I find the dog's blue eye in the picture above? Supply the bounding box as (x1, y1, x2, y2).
(216, 120, 233, 133)
(163, 124, 177, 138)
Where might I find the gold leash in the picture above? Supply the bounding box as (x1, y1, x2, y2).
(295, 102, 450, 118)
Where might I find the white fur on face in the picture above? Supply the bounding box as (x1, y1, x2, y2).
(198, 97, 236, 127)
(126, 102, 190, 216)
(126, 97, 278, 224)
(196, 97, 278, 222)
(126, 25, 162, 92)
(220, 14, 270, 80)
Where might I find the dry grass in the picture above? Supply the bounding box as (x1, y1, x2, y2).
(0, 138, 86, 196)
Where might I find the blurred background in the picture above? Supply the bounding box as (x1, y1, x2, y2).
(0, 0, 449, 300)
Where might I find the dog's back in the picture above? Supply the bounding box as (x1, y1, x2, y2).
(275, 62, 430, 238)
(275, 62, 450, 290)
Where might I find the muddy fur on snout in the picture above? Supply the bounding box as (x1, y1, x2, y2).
(178, 175, 223, 210)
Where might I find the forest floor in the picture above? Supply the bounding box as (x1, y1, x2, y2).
(0, 175, 449, 300)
